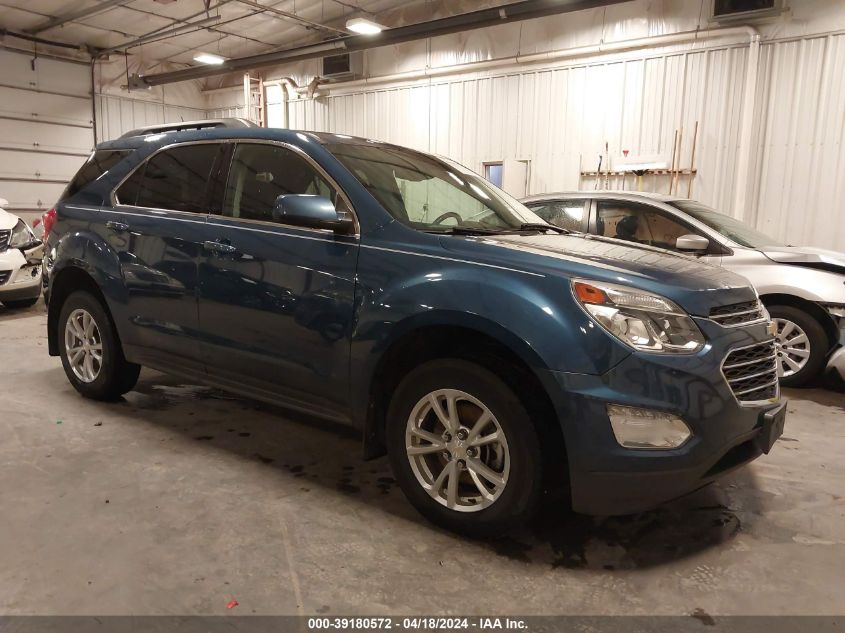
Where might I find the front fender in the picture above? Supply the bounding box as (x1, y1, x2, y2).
(349, 244, 632, 429)
(732, 262, 845, 304)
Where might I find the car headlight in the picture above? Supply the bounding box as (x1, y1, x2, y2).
(572, 279, 705, 353)
(8, 219, 33, 249)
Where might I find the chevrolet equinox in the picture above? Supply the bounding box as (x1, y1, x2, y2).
(42, 120, 786, 535)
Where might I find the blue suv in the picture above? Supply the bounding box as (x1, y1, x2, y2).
(43, 120, 785, 535)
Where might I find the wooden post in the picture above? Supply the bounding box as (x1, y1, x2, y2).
(686, 121, 699, 198)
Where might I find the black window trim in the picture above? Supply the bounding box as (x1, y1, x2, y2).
(110, 138, 360, 237)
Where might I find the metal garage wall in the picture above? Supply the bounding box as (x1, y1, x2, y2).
(95, 93, 206, 141)
(287, 43, 749, 219)
(0, 49, 93, 219)
(749, 34, 845, 251)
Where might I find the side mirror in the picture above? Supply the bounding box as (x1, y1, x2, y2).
(676, 234, 710, 253)
(272, 195, 354, 234)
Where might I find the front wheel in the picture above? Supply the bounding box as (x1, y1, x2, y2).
(768, 304, 830, 387)
(386, 359, 543, 536)
(58, 290, 140, 400)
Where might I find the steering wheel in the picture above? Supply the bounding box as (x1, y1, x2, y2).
(432, 211, 462, 225)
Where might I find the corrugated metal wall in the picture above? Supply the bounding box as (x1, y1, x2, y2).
(0, 49, 93, 221)
(286, 34, 845, 250)
(750, 34, 845, 250)
(95, 94, 206, 141)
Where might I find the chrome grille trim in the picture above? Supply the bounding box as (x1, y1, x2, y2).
(709, 300, 767, 327)
(721, 339, 780, 406)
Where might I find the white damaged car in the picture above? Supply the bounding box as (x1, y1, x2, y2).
(0, 199, 44, 309)
(521, 191, 845, 386)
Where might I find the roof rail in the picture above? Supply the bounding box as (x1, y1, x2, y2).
(119, 118, 259, 139)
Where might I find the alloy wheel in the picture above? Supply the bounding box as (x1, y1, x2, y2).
(405, 389, 510, 512)
(773, 318, 811, 378)
(64, 308, 103, 383)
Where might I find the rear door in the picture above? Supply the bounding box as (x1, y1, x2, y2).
(198, 141, 359, 420)
(111, 141, 224, 373)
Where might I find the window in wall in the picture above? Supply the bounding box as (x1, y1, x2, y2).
(116, 144, 221, 212)
(713, 0, 777, 18)
(484, 163, 503, 188)
(222, 143, 336, 223)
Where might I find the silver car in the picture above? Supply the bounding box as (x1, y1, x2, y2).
(521, 191, 845, 386)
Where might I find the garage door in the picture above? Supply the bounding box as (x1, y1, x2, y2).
(0, 50, 93, 223)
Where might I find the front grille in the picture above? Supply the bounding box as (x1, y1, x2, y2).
(0, 229, 9, 251)
(722, 340, 779, 404)
(0, 270, 10, 285)
(710, 300, 765, 327)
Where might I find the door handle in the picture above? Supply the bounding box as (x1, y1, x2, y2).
(203, 240, 238, 255)
(106, 220, 129, 232)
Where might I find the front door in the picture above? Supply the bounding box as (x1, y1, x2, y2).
(198, 141, 359, 420)
(111, 142, 224, 373)
(591, 199, 723, 264)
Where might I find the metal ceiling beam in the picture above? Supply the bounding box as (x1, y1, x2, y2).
(97, 15, 223, 56)
(132, 0, 634, 87)
(233, 0, 348, 35)
(26, 0, 135, 35)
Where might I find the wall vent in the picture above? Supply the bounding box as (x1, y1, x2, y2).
(321, 52, 364, 79)
(711, 0, 784, 21)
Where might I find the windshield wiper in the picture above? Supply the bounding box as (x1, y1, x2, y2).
(517, 223, 571, 234)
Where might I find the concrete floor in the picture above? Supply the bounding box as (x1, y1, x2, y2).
(1, 301, 843, 616)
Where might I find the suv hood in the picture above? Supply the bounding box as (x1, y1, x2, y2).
(441, 232, 757, 317)
(761, 245, 845, 274)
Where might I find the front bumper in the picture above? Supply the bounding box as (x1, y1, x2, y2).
(0, 265, 42, 302)
(545, 317, 784, 516)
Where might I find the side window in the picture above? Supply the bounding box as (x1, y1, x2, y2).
(63, 149, 131, 201)
(596, 201, 694, 251)
(222, 143, 336, 223)
(116, 144, 220, 212)
(527, 200, 585, 232)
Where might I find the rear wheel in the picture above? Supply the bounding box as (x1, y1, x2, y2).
(1, 297, 39, 309)
(767, 304, 829, 387)
(58, 290, 140, 400)
(387, 359, 543, 536)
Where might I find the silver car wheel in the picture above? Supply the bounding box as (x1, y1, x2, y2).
(405, 388, 510, 513)
(64, 308, 103, 383)
(774, 318, 811, 378)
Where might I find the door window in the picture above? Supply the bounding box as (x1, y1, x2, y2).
(525, 200, 586, 232)
(222, 143, 336, 223)
(595, 201, 695, 251)
(115, 144, 220, 212)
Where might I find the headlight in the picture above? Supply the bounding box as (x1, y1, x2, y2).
(8, 219, 33, 249)
(572, 279, 705, 353)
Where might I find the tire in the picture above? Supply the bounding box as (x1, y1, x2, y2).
(1, 297, 39, 309)
(767, 304, 830, 387)
(58, 290, 140, 400)
(386, 359, 543, 537)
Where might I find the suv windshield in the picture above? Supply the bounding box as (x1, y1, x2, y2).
(325, 142, 545, 233)
(669, 200, 785, 248)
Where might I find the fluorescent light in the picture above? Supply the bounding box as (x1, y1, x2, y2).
(346, 17, 384, 34)
(193, 53, 226, 65)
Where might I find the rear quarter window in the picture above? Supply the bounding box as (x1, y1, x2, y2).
(62, 149, 131, 201)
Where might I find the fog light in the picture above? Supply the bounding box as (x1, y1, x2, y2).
(606, 405, 691, 449)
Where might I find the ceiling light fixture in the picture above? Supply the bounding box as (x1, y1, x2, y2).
(193, 53, 226, 65)
(345, 17, 385, 35)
